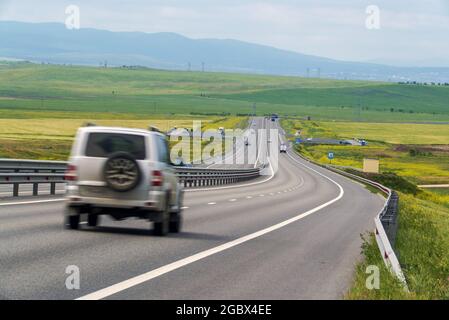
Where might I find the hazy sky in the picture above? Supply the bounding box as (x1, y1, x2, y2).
(1, 0, 448, 66)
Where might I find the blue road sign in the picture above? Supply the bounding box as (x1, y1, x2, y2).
(295, 138, 302, 144)
(328, 152, 334, 160)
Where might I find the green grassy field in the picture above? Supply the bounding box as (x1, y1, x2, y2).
(426, 188, 449, 195)
(1, 61, 449, 122)
(0, 116, 247, 160)
(282, 119, 449, 185)
(281, 119, 449, 299)
(347, 192, 449, 300)
(1, 61, 448, 299)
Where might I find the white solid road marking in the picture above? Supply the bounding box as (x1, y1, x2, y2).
(76, 154, 345, 301)
(0, 198, 65, 206)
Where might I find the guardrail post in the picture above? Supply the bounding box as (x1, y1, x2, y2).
(13, 183, 19, 197)
(50, 182, 56, 195)
(33, 183, 38, 196)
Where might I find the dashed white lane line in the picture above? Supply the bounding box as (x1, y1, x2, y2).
(76, 157, 345, 300)
(246, 196, 253, 199)
(181, 207, 189, 210)
(229, 199, 237, 202)
(259, 194, 265, 197)
(207, 202, 217, 205)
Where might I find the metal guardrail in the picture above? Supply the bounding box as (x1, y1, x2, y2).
(0, 159, 67, 196)
(291, 151, 408, 290)
(324, 166, 408, 290)
(176, 167, 261, 188)
(0, 159, 261, 197)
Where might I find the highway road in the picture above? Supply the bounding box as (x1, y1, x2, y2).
(0, 118, 384, 300)
(206, 117, 264, 169)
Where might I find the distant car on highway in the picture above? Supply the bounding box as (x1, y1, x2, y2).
(64, 126, 184, 236)
(280, 143, 287, 153)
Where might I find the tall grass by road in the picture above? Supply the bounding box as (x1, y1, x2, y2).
(347, 192, 449, 300)
(282, 119, 449, 299)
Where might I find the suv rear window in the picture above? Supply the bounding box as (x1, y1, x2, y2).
(85, 133, 146, 159)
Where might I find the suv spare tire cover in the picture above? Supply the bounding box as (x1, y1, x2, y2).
(103, 152, 142, 192)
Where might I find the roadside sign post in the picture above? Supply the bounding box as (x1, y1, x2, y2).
(327, 152, 334, 164)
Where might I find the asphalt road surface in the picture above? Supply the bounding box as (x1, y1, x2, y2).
(0, 118, 384, 300)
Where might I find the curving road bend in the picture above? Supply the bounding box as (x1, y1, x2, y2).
(0, 118, 384, 300)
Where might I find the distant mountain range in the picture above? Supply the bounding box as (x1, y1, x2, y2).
(1, 21, 448, 82)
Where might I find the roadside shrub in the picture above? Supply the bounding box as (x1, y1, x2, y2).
(345, 169, 420, 195)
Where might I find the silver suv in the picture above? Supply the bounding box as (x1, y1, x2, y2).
(64, 126, 183, 236)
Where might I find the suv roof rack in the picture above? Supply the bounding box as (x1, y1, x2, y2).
(148, 126, 162, 133)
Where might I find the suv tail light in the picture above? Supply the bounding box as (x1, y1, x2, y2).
(151, 170, 163, 187)
(65, 164, 77, 181)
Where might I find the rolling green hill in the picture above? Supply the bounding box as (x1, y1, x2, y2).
(0, 61, 449, 122)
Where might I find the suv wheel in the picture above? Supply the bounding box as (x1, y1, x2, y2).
(154, 195, 170, 236)
(103, 152, 141, 192)
(169, 211, 182, 233)
(65, 207, 80, 230)
(154, 215, 169, 236)
(88, 214, 99, 227)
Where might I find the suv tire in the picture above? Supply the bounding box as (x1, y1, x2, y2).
(103, 152, 141, 192)
(65, 214, 80, 230)
(154, 195, 170, 236)
(88, 214, 99, 227)
(64, 206, 80, 229)
(169, 211, 182, 233)
(154, 215, 169, 236)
